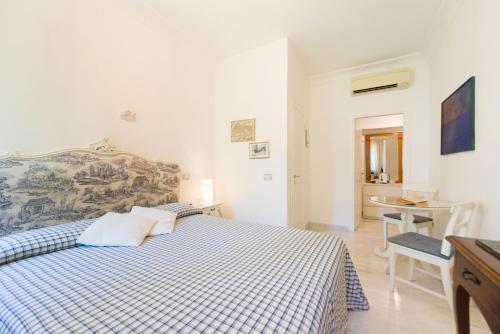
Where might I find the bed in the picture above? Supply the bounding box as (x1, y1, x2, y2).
(0, 145, 368, 333)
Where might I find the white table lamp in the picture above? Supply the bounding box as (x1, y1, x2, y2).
(201, 179, 214, 205)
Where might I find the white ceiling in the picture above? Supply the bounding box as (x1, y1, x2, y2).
(143, 0, 447, 74)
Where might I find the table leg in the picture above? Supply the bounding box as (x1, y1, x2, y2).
(455, 285, 470, 334)
(400, 211, 416, 232)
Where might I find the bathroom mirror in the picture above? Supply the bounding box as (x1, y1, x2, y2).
(365, 132, 403, 183)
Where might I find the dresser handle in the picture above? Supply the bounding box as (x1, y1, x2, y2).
(462, 270, 480, 285)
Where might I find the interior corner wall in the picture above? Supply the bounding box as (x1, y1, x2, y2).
(214, 39, 289, 226)
(0, 0, 215, 203)
(428, 0, 500, 239)
(309, 56, 431, 230)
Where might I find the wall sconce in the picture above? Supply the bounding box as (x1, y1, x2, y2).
(201, 179, 214, 205)
(121, 110, 136, 122)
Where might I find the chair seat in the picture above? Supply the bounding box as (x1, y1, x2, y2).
(388, 232, 451, 259)
(383, 213, 433, 223)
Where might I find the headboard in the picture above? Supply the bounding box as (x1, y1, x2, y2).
(0, 143, 180, 236)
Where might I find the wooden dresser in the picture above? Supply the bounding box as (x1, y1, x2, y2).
(446, 236, 500, 334)
(362, 183, 402, 219)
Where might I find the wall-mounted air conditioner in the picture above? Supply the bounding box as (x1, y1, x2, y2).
(351, 69, 412, 96)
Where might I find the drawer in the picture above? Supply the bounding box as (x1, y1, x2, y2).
(363, 206, 395, 219)
(454, 253, 500, 326)
(362, 185, 402, 196)
(363, 195, 401, 208)
(363, 195, 382, 206)
(203, 207, 220, 215)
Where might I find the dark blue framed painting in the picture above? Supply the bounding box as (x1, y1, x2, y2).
(441, 76, 475, 155)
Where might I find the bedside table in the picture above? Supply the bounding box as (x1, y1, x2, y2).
(193, 202, 223, 217)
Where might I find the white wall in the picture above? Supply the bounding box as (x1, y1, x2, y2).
(287, 43, 309, 115)
(0, 0, 215, 202)
(309, 56, 431, 230)
(428, 0, 500, 239)
(214, 39, 289, 226)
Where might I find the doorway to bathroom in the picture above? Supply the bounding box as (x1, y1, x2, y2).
(354, 114, 404, 229)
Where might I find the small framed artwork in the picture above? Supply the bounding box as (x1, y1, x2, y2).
(249, 142, 270, 159)
(231, 119, 256, 142)
(441, 76, 475, 155)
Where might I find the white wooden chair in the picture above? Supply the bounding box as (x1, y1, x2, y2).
(382, 184, 438, 249)
(388, 201, 478, 310)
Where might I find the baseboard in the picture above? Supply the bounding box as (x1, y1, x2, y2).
(307, 222, 352, 232)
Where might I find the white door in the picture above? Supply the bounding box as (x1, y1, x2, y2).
(289, 105, 307, 229)
(354, 128, 364, 230)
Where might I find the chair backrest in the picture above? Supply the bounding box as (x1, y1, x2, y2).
(440, 201, 478, 256)
(402, 184, 438, 200)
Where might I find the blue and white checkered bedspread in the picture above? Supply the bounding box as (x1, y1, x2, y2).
(0, 214, 368, 333)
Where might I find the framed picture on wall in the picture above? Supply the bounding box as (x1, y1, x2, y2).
(231, 119, 256, 142)
(249, 142, 270, 159)
(441, 76, 475, 155)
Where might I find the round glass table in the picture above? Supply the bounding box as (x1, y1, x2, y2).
(369, 196, 452, 257)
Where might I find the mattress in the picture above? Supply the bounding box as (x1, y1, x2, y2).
(0, 213, 368, 333)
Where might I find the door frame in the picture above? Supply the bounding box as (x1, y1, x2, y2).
(288, 102, 308, 229)
(352, 112, 407, 231)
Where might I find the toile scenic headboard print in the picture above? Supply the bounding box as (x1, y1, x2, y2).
(0, 140, 180, 236)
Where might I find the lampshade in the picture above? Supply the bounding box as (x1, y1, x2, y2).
(201, 179, 214, 205)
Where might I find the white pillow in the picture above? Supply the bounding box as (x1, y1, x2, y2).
(77, 212, 157, 247)
(130, 206, 178, 236)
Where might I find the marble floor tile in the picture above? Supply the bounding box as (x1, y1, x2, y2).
(309, 220, 491, 334)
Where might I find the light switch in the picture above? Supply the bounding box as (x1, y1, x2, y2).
(263, 174, 272, 180)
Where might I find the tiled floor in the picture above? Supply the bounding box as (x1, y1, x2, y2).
(309, 220, 491, 334)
